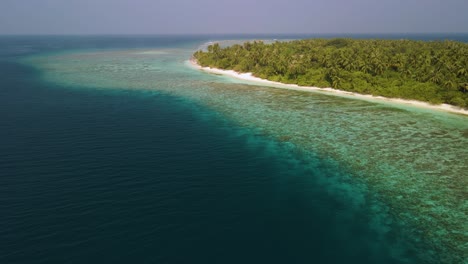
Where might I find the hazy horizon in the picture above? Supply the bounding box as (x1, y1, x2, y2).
(2, 32, 468, 36)
(1, 0, 467, 35)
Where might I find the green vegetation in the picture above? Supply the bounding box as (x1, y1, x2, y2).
(194, 39, 468, 107)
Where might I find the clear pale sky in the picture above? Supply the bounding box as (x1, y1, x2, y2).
(1, 0, 467, 35)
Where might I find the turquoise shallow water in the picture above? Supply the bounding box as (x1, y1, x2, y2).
(1, 35, 467, 263)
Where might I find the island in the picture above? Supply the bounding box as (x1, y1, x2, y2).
(193, 38, 468, 111)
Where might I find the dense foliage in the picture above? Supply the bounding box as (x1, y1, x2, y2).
(194, 39, 468, 107)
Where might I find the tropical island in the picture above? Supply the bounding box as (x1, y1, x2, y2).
(193, 38, 468, 109)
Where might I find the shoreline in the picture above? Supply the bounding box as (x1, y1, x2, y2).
(188, 59, 468, 116)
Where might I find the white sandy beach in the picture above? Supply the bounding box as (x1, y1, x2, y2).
(188, 59, 468, 116)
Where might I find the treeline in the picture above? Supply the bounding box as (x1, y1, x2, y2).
(194, 39, 468, 107)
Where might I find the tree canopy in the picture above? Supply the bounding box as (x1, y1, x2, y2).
(194, 39, 468, 108)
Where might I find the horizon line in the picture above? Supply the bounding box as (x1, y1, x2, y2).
(1, 32, 468, 37)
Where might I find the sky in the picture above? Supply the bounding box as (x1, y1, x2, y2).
(0, 0, 467, 35)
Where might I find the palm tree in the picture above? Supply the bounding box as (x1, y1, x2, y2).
(373, 61, 387, 75)
(332, 76, 342, 89)
(457, 67, 467, 77)
(401, 68, 412, 78)
(391, 53, 406, 71)
(359, 62, 372, 74)
(430, 72, 442, 84)
(444, 80, 456, 90)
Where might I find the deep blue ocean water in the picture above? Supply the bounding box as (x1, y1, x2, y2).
(1, 34, 467, 264)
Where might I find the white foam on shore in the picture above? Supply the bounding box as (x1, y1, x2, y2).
(188, 59, 468, 116)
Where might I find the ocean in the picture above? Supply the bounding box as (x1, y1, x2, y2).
(1, 34, 467, 263)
